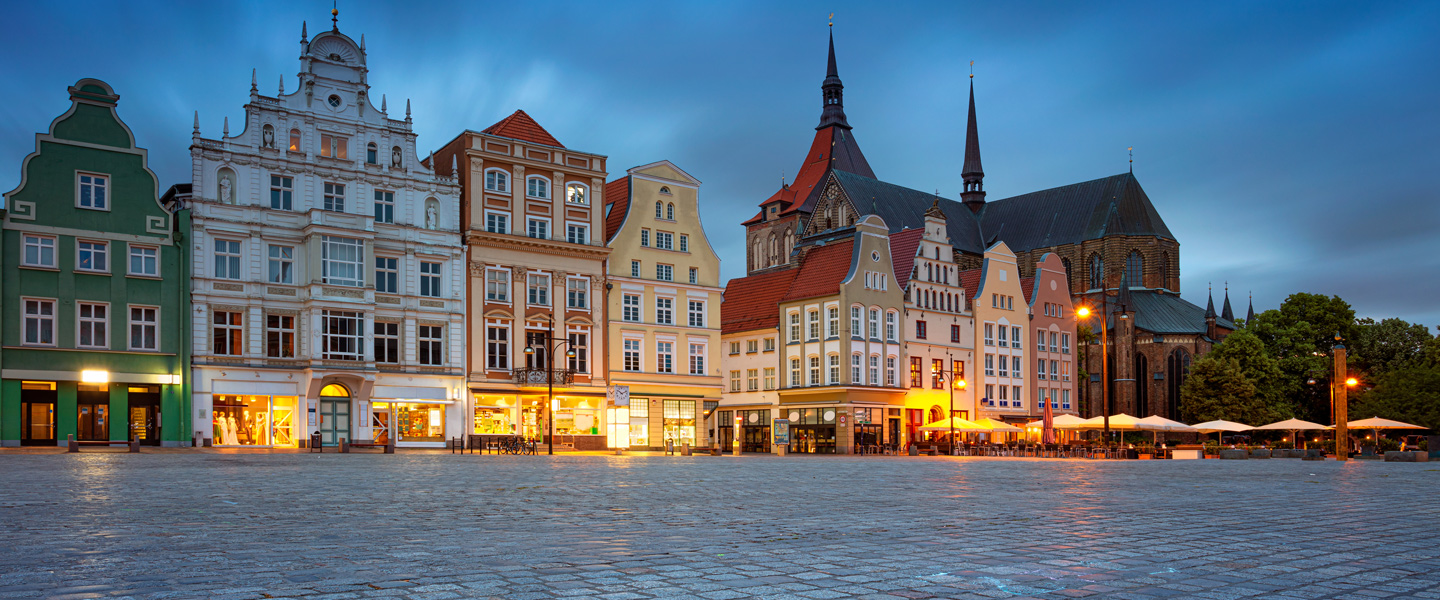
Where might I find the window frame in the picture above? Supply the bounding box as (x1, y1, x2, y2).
(419, 261, 443, 298)
(76, 301, 109, 349)
(212, 238, 241, 280)
(266, 313, 297, 358)
(418, 325, 444, 366)
(270, 174, 294, 210)
(373, 189, 395, 224)
(320, 310, 364, 361)
(565, 182, 589, 205)
(323, 181, 346, 212)
(321, 236, 365, 288)
(526, 217, 550, 240)
(76, 239, 110, 274)
(76, 171, 110, 211)
(527, 273, 551, 306)
(374, 255, 399, 294)
(484, 210, 509, 234)
(267, 245, 295, 285)
(485, 269, 509, 302)
(213, 310, 244, 356)
(128, 304, 159, 351)
(21, 234, 57, 269)
(484, 168, 510, 193)
(128, 244, 159, 278)
(525, 175, 551, 200)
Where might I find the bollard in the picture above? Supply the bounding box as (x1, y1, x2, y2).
(340, 438, 350, 453)
(67, 434, 78, 453)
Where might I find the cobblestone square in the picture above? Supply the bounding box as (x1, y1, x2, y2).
(1, 453, 1438, 599)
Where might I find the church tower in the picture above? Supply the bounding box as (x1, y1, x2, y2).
(960, 76, 986, 212)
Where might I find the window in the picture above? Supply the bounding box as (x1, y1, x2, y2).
(266, 314, 296, 358)
(1050, 332, 1059, 353)
(288, 129, 301, 152)
(212, 239, 240, 279)
(789, 312, 801, 342)
(679, 235, 689, 252)
(270, 175, 293, 210)
(562, 331, 587, 372)
(625, 339, 642, 372)
(809, 356, 821, 386)
(1012, 356, 1022, 378)
(1063, 389, 1072, 410)
(691, 343, 707, 376)
(952, 360, 964, 385)
(1062, 334, 1071, 354)
(1089, 254, 1103, 290)
(998, 354, 1009, 377)
(213, 311, 243, 356)
(128, 245, 158, 277)
(764, 338, 775, 351)
(1037, 359, 1047, 379)
(323, 182, 345, 211)
(688, 300, 705, 328)
(656, 341, 674, 373)
(1012, 326, 1022, 349)
(790, 358, 801, 387)
(932, 359, 945, 389)
(1062, 361, 1071, 381)
(1051, 360, 1060, 381)
(1013, 386, 1023, 407)
(869, 355, 880, 385)
(77, 173, 108, 209)
(419, 325, 443, 366)
(486, 270, 509, 302)
(887, 356, 897, 386)
(1126, 250, 1144, 288)
(374, 256, 398, 294)
(807, 310, 820, 340)
(656, 264, 673, 281)
(566, 183, 587, 204)
(414, 261, 441, 298)
(827, 307, 839, 338)
(910, 357, 923, 387)
(485, 169, 509, 193)
(998, 325, 1008, 348)
(485, 324, 509, 369)
(630, 260, 641, 277)
(885, 311, 898, 341)
(527, 176, 549, 199)
(656, 232, 673, 250)
(77, 303, 108, 349)
(641, 229, 650, 247)
(267, 245, 294, 284)
(916, 320, 927, 340)
(689, 267, 698, 284)
(22, 235, 56, 268)
(321, 310, 364, 360)
(78, 240, 108, 273)
(731, 342, 743, 355)
(666, 203, 675, 220)
(828, 354, 840, 384)
(373, 190, 394, 223)
(655, 297, 674, 325)
(655, 201, 663, 219)
(951, 324, 961, 343)
(764, 368, 776, 390)
(318, 236, 365, 287)
(622, 294, 641, 322)
(320, 134, 348, 159)
(730, 370, 741, 392)
(1038, 330, 1047, 350)
(853, 354, 863, 384)
(485, 212, 508, 234)
(128, 306, 157, 351)
(527, 274, 550, 305)
(366, 142, 378, 164)
(527, 218, 549, 240)
(851, 306, 861, 336)
(984, 384, 995, 403)
(566, 224, 588, 245)
(984, 354, 995, 376)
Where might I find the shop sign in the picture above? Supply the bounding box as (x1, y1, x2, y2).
(308, 402, 317, 426)
(608, 385, 630, 406)
(772, 419, 790, 445)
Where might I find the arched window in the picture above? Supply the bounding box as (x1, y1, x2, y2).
(1159, 251, 1171, 291)
(929, 406, 944, 424)
(655, 201, 663, 219)
(484, 168, 508, 193)
(1061, 257, 1074, 292)
(659, 186, 671, 195)
(1088, 254, 1103, 290)
(1135, 353, 1149, 416)
(526, 176, 549, 199)
(288, 128, 301, 152)
(1125, 250, 1144, 288)
(1166, 348, 1191, 420)
(925, 264, 932, 280)
(783, 230, 794, 261)
(366, 142, 378, 165)
(767, 233, 778, 266)
(566, 183, 588, 205)
(666, 203, 675, 220)
(320, 383, 351, 398)
(751, 237, 762, 270)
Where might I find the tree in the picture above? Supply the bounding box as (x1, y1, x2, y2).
(1247, 293, 1357, 422)
(1179, 356, 1280, 424)
(1205, 329, 1294, 419)
(1349, 364, 1440, 431)
(1350, 317, 1434, 376)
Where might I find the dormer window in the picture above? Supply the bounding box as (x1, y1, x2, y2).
(526, 176, 549, 199)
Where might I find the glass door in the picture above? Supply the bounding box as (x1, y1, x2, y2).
(21, 401, 55, 445)
(371, 405, 391, 443)
(319, 398, 351, 445)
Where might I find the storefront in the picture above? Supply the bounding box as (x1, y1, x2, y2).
(471, 393, 608, 449)
(717, 408, 770, 453)
(369, 384, 457, 448)
(11, 380, 180, 446)
(212, 394, 301, 447)
(783, 407, 838, 454)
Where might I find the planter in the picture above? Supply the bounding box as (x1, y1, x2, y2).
(1249, 449, 1271, 459)
(1219, 449, 1248, 460)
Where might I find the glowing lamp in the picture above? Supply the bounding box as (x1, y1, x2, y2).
(81, 370, 110, 384)
(1076, 307, 1091, 318)
(1345, 377, 1358, 387)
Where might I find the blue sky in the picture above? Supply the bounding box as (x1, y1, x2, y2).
(3, 1, 1437, 328)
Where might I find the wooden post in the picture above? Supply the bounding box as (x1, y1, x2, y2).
(1334, 341, 1348, 461)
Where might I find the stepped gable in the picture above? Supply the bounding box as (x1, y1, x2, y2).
(781, 239, 856, 302)
(978, 172, 1174, 252)
(482, 109, 564, 148)
(603, 176, 630, 242)
(722, 268, 800, 334)
(888, 228, 925, 290)
(829, 170, 986, 254)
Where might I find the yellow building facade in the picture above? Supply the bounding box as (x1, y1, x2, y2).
(602, 161, 723, 450)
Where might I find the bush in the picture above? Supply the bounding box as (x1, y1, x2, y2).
(1377, 437, 1400, 452)
(1271, 440, 1294, 450)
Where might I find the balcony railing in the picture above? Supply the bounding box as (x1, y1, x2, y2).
(513, 368, 573, 386)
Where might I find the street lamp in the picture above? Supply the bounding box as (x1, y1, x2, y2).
(932, 355, 967, 455)
(1075, 303, 1111, 441)
(523, 319, 578, 456)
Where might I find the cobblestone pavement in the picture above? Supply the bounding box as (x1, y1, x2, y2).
(1, 452, 1438, 600)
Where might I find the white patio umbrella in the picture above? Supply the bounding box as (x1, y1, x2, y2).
(1190, 419, 1253, 445)
(1077, 413, 1145, 430)
(972, 418, 1023, 432)
(1255, 418, 1332, 448)
(1347, 417, 1425, 448)
(917, 417, 987, 432)
(1137, 415, 1199, 445)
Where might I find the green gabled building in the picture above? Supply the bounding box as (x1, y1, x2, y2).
(1, 79, 191, 447)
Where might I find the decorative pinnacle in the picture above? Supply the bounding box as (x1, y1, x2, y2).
(251, 68, 257, 91)
(970, 60, 974, 79)
(360, 33, 365, 51)
(451, 154, 458, 176)
(192, 110, 199, 134)
(381, 94, 386, 112)
(405, 98, 411, 119)
(1129, 146, 1134, 173)
(331, 2, 339, 31)
(828, 12, 833, 27)
(278, 74, 285, 94)
(301, 21, 308, 42)
(223, 116, 229, 137)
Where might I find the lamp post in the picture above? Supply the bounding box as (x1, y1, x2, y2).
(1076, 301, 1110, 441)
(523, 319, 577, 456)
(932, 354, 967, 455)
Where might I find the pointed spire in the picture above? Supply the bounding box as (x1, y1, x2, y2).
(450, 154, 458, 177)
(223, 116, 229, 138)
(1128, 146, 1134, 174)
(360, 33, 366, 51)
(816, 25, 851, 130)
(381, 94, 387, 112)
(405, 98, 412, 120)
(1246, 292, 1256, 325)
(961, 67, 986, 212)
(278, 74, 285, 94)
(1204, 283, 1217, 319)
(193, 110, 200, 134)
(301, 20, 308, 42)
(251, 68, 257, 92)
(1221, 283, 1234, 321)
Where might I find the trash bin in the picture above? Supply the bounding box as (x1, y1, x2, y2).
(681, 443, 692, 456)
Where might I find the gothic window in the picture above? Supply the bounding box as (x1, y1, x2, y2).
(767, 233, 778, 265)
(1088, 254, 1103, 290)
(1126, 250, 1144, 288)
(1166, 348, 1191, 420)
(1159, 251, 1171, 291)
(1061, 257, 1074, 292)
(751, 236, 762, 270)
(783, 230, 794, 262)
(1135, 353, 1149, 416)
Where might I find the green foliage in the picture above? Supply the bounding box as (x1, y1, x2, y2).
(1180, 329, 1292, 425)
(1350, 317, 1434, 376)
(1349, 364, 1440, 431)
(1247, 293, 1357, 421)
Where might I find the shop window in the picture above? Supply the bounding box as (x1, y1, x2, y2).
(473, 398, 516, 435)
(394, 403, 445, 442)
(663, 400, 696, 447)
(630, 399, 650, 447)
(213, 395, 298, 447)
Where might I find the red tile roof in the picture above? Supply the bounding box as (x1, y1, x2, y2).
(482, 110, 564, 148)
(743, 127, 837, 226)
(958, 268, 983, 300)
(781, 239, 855, 302)
(1020, 277, 1036, 305)
(603, 176, 630, 242)
(722, 268, 800, 334)
(888, 228, 924, 290)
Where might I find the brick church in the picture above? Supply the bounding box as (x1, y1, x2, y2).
(737, 28, 1243, 421)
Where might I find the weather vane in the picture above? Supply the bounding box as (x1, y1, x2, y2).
(1128, 146, 1134, 172)
(829, 12, 834, 27)
(969, 60, 974, 79)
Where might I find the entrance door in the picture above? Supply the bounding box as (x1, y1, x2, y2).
(371, 407, 390, 444)
(741, 426, 770, 452)
(317, 384, 353, 446)
(128, 386, 162, 445)
(21, 384, 56, 446)
(887, 418, 900, 449)
(77, 388, 110, 441)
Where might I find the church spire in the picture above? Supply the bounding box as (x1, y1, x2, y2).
(816, 24, 851, 130)
(960, 66, 986, 212)
(1204, 283, 1217, 319)
(1246, 292, 1256, 324)
(1221, 283, 1234, 321)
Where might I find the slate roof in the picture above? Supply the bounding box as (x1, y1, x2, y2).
(830, 170, 987, 254)
(603, 176, 629, 242)
(781, 239, 855, 302)
(721, 268, 800, 334)
(1085, 290, 1236, 335)
(888, 228, 924, 290)
(978, 172, 1175, 251)
(962, 80, 984, 179)
(482, 110, 564, 148)
(745, 125, 875, 226)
